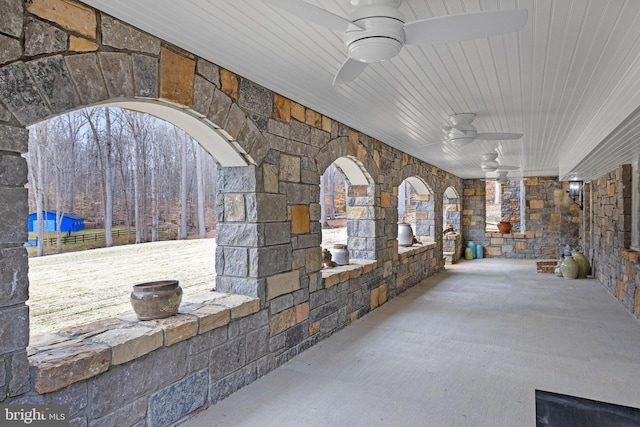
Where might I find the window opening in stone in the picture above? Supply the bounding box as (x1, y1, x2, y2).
(485, 180, 501, 231)
(25, 107, 219, 337)
(442, 186, 461, 235)
(398, 177, 435, 246)
(319, 156, 375, 264)
(320, 163, 347, 250)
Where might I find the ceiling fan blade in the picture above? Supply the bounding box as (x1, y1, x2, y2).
(264, 0, 363, 32)
(404, 9, 528, 45)
(475, 132, 523, 140)
(333, 57, 368, 85)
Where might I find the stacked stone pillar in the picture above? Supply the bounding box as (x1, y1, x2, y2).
(215, 165, 293, 304)
(346, 184, 379, 260)
(415, 197, 436, 241)
(0, 125, 31, 401)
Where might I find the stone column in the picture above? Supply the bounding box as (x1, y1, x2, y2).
(346, 184, 378, 260)
(415, 196, 435, 241)
(0, 125, 31, 401)
(215, 165, 292, 304)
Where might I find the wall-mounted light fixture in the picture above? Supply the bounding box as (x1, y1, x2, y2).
(568, 180, 583, 210)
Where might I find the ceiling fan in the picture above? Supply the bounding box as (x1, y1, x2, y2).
(482, 170, 527, 185)
(443, 113, 523, 146)
(480, 152, 520, 173)
(264, 0, 528, 85)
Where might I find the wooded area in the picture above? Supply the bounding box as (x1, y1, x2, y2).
(25, 107, 218, 256)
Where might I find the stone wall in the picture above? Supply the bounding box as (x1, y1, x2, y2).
(461, 177, 580, 259)
(588, 165, 638, 318)
(0, 1, 462, 424)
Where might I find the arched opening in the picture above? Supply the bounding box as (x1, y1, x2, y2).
(319, 156, 375, 263)
(23, 103, 246, 336)
(442, 186, 462, 263)
(398, 176, 434, 244)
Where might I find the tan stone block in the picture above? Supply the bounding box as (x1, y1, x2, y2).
(306, 248, 323, 273)
(220, 68, 238, 99)
(608, 183, 616, 196)
(350, 267, 362, 279)
(60, 317, 129, 340)
(616, 280, 627, 301)
(30, 341, 110, 394)
(264, 163, 279, 193)
(491, 238, 504, 245)
(462, 209, 474, 216)
(415, 193, 431, 201)
(27, 0, 97, 39)
(291, 102, 305, 122)
(486, 246, 502, 256)
(291, 205, 310, 234)
(90, 326, 163, 365)
(373, 150, 380, 168)
(280, 154, 301, 182)
(525, 177, 539, 185)
(295, 302, 309, 322)
(463, 188, 475, 196)
(309, 321, 321, 335)
(270, 307, 295, 336)
(305, 108, 322, 128)
(321, 115, 332, 132)
(210, 294, 260, 319)
(570, 204, 581, 212)
(350, 311, 359, 322)
(370, 287, 379, 310)
(69, 35, 98, 52)
(347, 130, 359, 157)
(273, 94, 291, 121)
(323, 272, 339, 289)
(160, 48, 195, 107)
(380, 191, 391, 208)
(224, 194, 246, 222)
(516, 242, 528, 250)
(140, 315, 199, 346)
(530, 213, 541, 220)
(530, 199, 544, 209)
(267, 270, 301, 300)
(191, 304, 230, 333)
(347, 206, 368, 219)
(378, 283, 388, 306)
(339, 269, 350, 282)
(462, 218, 470, 226)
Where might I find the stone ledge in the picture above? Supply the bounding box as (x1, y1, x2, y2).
(398, 242, 436, 259)
(27, 291, 259, 395)
(321, 259, 377, 289)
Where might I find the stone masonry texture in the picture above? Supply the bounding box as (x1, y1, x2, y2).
(0, 3, 630, 427)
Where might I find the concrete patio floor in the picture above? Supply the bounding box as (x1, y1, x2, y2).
(182, 258, 640, 427)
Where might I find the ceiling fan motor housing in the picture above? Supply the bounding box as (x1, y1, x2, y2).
(345, 4, 406, 63)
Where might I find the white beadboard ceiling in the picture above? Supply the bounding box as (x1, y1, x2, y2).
(81, 0, 640, 181)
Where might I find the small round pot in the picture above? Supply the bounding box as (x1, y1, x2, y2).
(130, 280, 182, 320)
(498, 221, 512, 234)
(398, 222, 414, 247)
(332, 244, 349, 265)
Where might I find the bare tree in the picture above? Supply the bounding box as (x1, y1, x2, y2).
(195, 144, 206, 239)
(179, 128, 189, 239)
(26, 123, 47, 256)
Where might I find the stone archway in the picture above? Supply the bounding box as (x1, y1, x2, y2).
(399, 175, 435, 243)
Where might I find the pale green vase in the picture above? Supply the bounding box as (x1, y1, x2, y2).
(561, 256, 579, 279)
(572, 251, 590, 278)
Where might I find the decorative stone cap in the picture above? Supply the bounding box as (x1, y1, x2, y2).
(27, 292, 259, 394)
